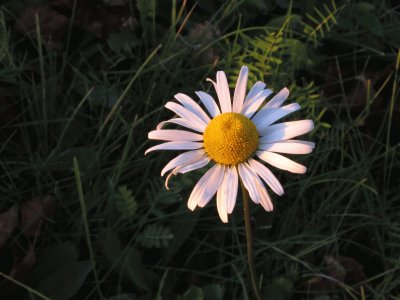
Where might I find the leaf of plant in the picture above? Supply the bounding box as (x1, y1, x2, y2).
(29, 241, 78, 286)
(98, 228, 122, 263)
(115, 186, 138, 218)
(164, 207, 199, 263)
(97, 229, 152, 292)
(202, 284, 224, 300)
(36, 260, 92, 300)
(137, 224, 174, 248)
(107, 31, 136, 54)
(177, 286, 203, 300)
(122, 247, 151, 291)
(264, 277, 293, 300)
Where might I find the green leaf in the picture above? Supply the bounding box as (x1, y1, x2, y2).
(30, 242, 78, 285)
(122, 247, 151, 291)
(107, 31, 136, 55)
(36, 260, 92, 300)
(177, 286, 203, 300)
(202, 284, 224, 300)
(264, 277, 293, 300)
(98, 229, 152, 291)
(164, 207, 199, 263)
(114, 185, 138, 218)
(98, 228, 122, 262)
(352, 3, 383, 37)
(137, 224, 174, 248)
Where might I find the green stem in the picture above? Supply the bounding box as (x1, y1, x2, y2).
(240, 180, 262, 300)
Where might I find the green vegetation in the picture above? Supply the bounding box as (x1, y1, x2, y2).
(0, 0, 399, 299)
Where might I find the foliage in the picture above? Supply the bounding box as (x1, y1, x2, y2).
(0, 0, 399, 299)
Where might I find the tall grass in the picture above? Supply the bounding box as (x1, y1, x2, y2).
(0, 0, 399, 299)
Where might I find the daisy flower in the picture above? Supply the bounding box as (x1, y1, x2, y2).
(145, 66, 314, 223)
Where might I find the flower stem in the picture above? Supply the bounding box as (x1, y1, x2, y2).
(240, 180, 262, 300)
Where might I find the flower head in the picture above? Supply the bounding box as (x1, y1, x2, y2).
(146, 66, 314, 222)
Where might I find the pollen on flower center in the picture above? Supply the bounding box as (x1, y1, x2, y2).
(203, 113, 259, 165)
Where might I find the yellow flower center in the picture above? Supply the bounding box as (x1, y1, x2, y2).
(203, 113, 259, 165)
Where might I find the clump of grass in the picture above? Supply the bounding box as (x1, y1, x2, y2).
(0, 0, 399, 299)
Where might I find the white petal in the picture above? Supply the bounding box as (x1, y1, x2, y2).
(254, 178, 273, 211)
(177, 156, 210, 174)
(195, 91, 221, 117)
(259, 120, 314, 143)
(165, 102, 207, 132)
(250, 89, 289, 124)
(242, 89, 273, 119)
(256, 151, 307, 174)
(232, 66, 248, 113)
(248, 158, 284, 196)
(156, 118, 203, 133)
(226, 166, 238, 214)
(250, 107, 279, 126)
(216, 167, 229, 223)
(264, 87, 289, 109)
(145, 141, 203, 155)
(259, 140, 315, 154)
(174, 93, 211, 124)
(187, 164, 224, 210)
(244, 81, 266, 104)
(161, 149, 205, 176)
(148, 129, 203, 141)
(207, 71, 231, 113)
(256, 103, 301, 135)
(216, 166, 238, 222)
(165, 156, 210, 189)
(238, 163, 260, 204)
(250, 88, 292, 125)
(239, 162, 273, 209)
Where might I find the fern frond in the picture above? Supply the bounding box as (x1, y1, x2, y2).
(303, 0, 346, 46)
(114, 185, 138, 218)
(137, 224, 174, 248)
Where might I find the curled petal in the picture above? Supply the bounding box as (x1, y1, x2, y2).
(165, 156, 210, 189)
(161, 149, 205, 176)
(207, 71, 231, 113)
